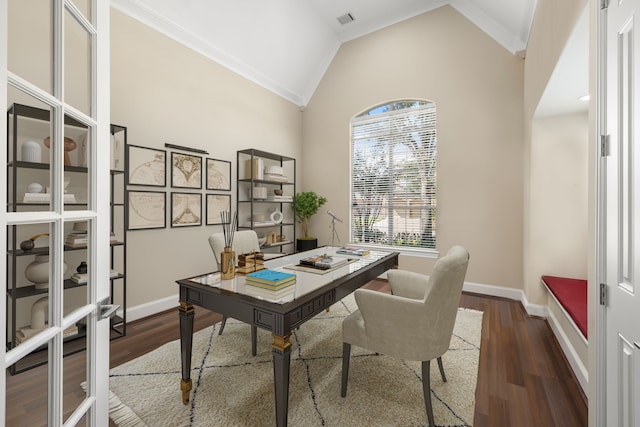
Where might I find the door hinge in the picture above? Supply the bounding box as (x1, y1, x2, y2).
(600, 135, 610, 157)
(601, 0, 609, 9)
(600, 283, 608, 306)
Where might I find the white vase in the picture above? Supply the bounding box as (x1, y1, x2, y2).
(21, 140, 42, 163)
(27, 182, 43, 194)
(25, 255, 67, 290)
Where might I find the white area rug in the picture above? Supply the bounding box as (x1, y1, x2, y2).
(107, 295, 483, 426)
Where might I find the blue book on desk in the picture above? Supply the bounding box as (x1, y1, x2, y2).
(246, 269, 296, 286)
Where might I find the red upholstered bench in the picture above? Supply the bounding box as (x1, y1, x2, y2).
(541, 275, 587, 339)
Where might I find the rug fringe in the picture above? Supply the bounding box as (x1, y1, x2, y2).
(80, 381, 148, 427)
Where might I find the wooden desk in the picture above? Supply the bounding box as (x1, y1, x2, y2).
(176, 247, 398, 426)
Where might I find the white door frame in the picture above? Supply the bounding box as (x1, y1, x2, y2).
(596, 0, 640, 424)
(1, 1, 112, 425)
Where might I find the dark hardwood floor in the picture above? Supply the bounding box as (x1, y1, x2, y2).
(5, 280, 587, 426)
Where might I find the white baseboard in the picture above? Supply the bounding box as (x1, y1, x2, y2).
(463, 281, 588, 393)
(546, 308, 589, 393)
(125, 294, 179, 323)
(463, 281, 548, 317)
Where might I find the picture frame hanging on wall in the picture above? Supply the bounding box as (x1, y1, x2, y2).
(127, 190, 166, 230)
(206, 194, 231, 225)
(171, 192, 202, 227)
(171, 152, 202, 189)
(127, 145, 166, 187)
(206, 158, 231, 191)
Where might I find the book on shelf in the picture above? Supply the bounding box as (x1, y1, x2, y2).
(245, 269, 296, 289)
(336, 246, 371, 257)
(300, 255, 349, 270)
(263, 173, 288, 182)
(71, 270, 120, 284)
(66, 232, 88, 248)
(23, 193, 76, 203)
(66, 242, 88, 248)
(266, 195, 293, 202)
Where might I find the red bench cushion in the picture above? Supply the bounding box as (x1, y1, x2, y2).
(541, 275, 587, 339)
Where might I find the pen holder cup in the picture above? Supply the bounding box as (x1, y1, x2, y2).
(220, 247, 236, 279)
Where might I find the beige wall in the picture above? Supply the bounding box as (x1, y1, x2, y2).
(528, 113, 589, 305)
(523, 0, 588, 307)
(7, 5, 303, 316)
(110, 10, 303, 308)
(303, 6, 525, 288)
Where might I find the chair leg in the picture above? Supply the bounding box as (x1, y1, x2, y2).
(437, 356, 447, 382)
(422, 360, 435, 427)
(341, 342, 351, 397)
(251, 326, 257, 356)
(218, 315, 227, 335)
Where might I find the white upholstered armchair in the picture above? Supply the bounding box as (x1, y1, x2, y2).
(341, 245, 470, 427)
(208, 230, 261, 355)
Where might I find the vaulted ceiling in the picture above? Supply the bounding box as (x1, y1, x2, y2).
(112, 0, 538, 107)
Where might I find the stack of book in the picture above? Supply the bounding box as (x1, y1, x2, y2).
(300, 255, 349, 270)
(336, 246, 371, 256)
(244, 283, 296, 301)
(66, 232, 87, 248)
(236, 252, 265, 274)
(245, 269, 296, 291)
(23, 193, 76, 203)
(71, 269, 120, 284)
(266, 195, 293, 202)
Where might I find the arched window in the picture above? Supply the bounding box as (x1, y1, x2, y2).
(350, 100, 436, 250)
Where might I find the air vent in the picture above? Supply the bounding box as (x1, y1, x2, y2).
(337, 13, 355, 25)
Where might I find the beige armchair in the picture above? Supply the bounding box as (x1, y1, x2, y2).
(208, 230, 261, 355)
(341, 245, 470, 427)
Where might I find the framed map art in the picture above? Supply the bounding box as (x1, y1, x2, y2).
(171, 152, 202, 189)
(171, 192, 202, 227)
(206, 194, 231, 225)
(127, 190, 166, 230)
(127, 145, 166, 187)
(206, 158, 231, 191)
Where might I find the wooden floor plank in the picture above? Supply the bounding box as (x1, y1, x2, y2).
(5, 282, 588, 427)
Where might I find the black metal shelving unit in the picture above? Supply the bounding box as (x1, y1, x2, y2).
(5, 103, 127, 374)
(236, 149, 296, 255)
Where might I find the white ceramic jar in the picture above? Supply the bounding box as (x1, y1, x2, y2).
(21, 140, 42, 163)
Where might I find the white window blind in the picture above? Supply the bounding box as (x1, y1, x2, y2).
(350, 101, 436, 249)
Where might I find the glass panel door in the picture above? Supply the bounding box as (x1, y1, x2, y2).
(2, 0, 112, 425)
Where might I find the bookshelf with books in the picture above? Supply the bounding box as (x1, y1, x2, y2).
(237, 149, 296, 256)
(5, 103, 128, 374)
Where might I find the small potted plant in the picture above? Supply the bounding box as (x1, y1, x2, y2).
(293, 191, 327, 251)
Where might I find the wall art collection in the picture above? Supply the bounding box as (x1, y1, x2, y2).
(125, 143, 231, 230)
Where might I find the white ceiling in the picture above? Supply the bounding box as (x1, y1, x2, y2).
(112, 0, 538, 107)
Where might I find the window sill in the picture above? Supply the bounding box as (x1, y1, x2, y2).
(355, 244, 439, 259)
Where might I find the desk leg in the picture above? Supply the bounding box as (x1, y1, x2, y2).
(272, 333, 292, 427)
(179, 301, 195, 404)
